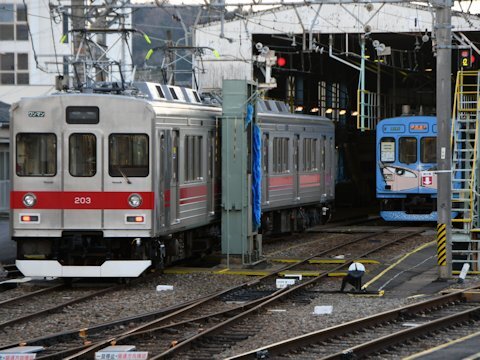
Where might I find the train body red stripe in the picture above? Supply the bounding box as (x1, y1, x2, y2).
(269, 175, 293, 189)
(179, 185, 207, 198)
(162, 185, 208, 207)
(300, 174, 321, 188)
(10, 191, 154, 210)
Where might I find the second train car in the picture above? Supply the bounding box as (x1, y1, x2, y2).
(376, 116, 437, 221)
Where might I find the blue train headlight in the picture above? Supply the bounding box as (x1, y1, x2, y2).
(384, 173, 393, 181)
(128, 194, 142, 208)
(23, 193, 37, 207)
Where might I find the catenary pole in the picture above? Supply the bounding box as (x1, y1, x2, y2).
(434, 0, 453, 278)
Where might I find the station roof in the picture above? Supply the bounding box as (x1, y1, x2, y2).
(193, 2, 480, 91)
(0, 85, 55, 107)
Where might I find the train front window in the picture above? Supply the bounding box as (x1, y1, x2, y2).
(421, 137, 436, 163)
(109, 134, 149, 177)
(380, 137, 395, 162)
(399, 137, 417, 164)
(16, 133, 56, 176)
(69, 133, 96, 177)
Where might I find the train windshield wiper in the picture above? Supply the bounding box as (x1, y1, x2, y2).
(116, 166, 131, 184)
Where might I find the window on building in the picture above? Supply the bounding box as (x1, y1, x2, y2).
(319, 81, 340, 121)
(184, 135, 203, 181)
(0, 3, 28, 41)
(0, 53, 29, 84)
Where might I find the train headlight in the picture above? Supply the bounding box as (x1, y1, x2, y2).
(23, 193, 37, 207)
(128, 194, 142, 208)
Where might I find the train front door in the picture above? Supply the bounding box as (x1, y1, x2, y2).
(62, 130, 103, 229)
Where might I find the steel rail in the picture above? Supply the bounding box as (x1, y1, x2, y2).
(0, 284, 64, 307)
(11, 226, 424, 359)
(227, 286, 480, 359)
(0, 285, 119, 330)
(63, 229, 396, 359)
(149, 230, 427, 359)
(325, 304, 480, 359)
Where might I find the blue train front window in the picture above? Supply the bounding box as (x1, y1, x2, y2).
(421, 137, 436, 163)
(380, 137, 395, 162)
(399, 137, 417, 164)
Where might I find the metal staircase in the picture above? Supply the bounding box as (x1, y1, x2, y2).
(451, 70, 480, 272)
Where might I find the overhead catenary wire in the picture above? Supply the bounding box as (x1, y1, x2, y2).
(49, 6, 62, 75)
(22, 0, 46, 73)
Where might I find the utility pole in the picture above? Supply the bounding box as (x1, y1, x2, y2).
(434, 0, 452, 279)
(71, 0, 85, 88)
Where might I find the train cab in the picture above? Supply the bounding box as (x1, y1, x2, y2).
(376, 116, 438, 221)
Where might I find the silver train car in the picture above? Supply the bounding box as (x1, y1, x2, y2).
(10, 82, 335, 278)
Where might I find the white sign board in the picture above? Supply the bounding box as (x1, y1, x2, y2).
(95, 352, 148, 360)
(276, 278, 295, 289)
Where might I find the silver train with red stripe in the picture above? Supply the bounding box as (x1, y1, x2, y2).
(10, 82, 335, 278)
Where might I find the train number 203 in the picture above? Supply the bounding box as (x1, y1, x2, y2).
(74, 196, 92, 205)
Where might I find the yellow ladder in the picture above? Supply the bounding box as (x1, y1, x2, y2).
(451, 70, 480, 271)
(451, 71, 479, 225)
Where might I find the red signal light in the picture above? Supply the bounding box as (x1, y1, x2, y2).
(460, 49, 472, 68)
(277, 57, 286, 67)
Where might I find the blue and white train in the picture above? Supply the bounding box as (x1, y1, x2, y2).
(376, 116, 438, 221)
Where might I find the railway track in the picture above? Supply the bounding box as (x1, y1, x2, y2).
(228, 286, 480, 359)
(35, 227, 426, 359)
(0, 284, 119, 330)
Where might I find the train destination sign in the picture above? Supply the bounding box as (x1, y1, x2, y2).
(382, 124, 405, 133)
(409, 123, 428, 132)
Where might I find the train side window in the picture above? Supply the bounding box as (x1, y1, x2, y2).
(399, 137, 417, 164)
(109, 134, 149, 177)
(184, 135, 203, 181)
(16, 133, 56, 176)
(66, 106, 99, 124)
(262, 133, 269, 172)
(172, 131, 178, 182)
(380, 137, 395, 162)
(321, 136, 326, 170)
(69, 133, 96, 177)
(303, 138, 318, 172)
(273, 137, 289, 173)
(421, 137, 436, 163)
